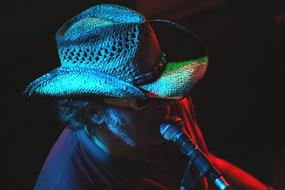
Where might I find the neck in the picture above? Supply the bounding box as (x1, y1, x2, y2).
(87, 125, 161, 162)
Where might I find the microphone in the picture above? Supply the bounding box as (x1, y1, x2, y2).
(160, 116, 233, 190)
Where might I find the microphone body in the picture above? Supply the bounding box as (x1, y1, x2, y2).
(160, 119, 233, 190)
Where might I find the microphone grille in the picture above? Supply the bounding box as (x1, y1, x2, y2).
(160, 116, 183, 141)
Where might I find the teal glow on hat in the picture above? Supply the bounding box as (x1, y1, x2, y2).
(24, 4, 208, 100)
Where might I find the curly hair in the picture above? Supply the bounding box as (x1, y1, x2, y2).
(56, 98, 103, 130)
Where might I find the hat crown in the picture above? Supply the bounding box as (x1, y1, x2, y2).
(24, 4, 208, 99)
(55, 4, 161, 83)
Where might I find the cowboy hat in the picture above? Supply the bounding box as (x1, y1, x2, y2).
(24, 4, 208, 100)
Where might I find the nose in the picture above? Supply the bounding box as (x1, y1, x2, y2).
(152, 99, 168, 107)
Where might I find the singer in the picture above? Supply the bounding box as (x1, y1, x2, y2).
(24, 4, 273, 190)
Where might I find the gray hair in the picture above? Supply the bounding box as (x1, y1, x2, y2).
(56, 98, 103, 130)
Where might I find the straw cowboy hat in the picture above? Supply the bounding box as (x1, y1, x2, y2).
(24, 4, 208, 100)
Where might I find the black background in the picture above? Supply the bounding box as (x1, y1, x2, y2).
(2, 0, 284, 189)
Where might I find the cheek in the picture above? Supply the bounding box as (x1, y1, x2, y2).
(146, 104, 170, 122)
(132, 106, 171, 132)
(103, 105, 170, 145)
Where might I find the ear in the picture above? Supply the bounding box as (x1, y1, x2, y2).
(87, 105, 105, 125)
(89, 113, 105, 125)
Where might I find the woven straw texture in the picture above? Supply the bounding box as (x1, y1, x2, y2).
(24, 4, 208, 100)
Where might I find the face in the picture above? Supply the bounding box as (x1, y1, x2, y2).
(97, 98, 173, 147)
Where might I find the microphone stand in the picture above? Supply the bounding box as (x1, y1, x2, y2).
(160, 118, 233, 190)
(177, 134, 233, 190)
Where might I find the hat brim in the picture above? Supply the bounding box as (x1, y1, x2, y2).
(24, 66, 146, 98)
(138, 20, 208, 99)
(24, 20, 208, 99)
(139, 57, 207, 99)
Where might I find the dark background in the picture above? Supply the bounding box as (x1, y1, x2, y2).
(2, 0, 284, 189)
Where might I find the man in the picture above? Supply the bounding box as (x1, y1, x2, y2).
(24, 4, 272, 190)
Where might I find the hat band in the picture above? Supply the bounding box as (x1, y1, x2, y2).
(128, 53, 167, 86)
